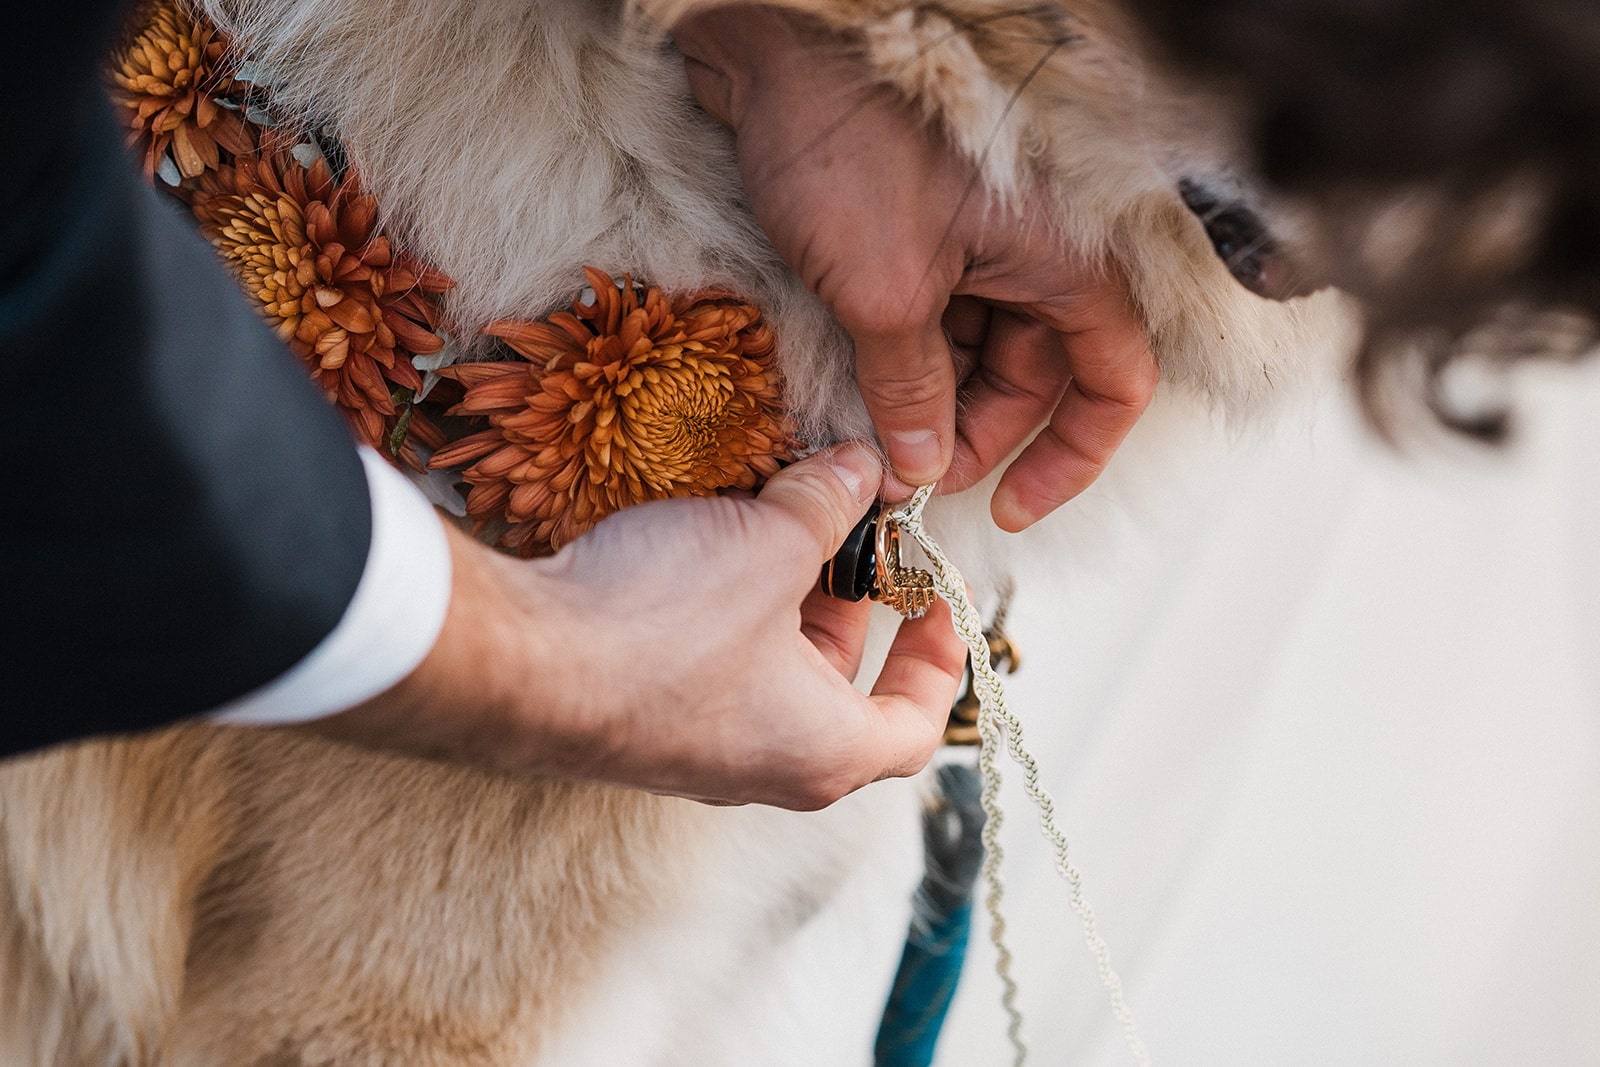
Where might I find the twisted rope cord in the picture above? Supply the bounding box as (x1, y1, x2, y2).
(889, 486, 1152, 1067)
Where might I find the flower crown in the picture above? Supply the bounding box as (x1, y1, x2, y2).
(109, 0, 796, 557)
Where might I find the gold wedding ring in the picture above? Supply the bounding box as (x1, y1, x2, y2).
(872, 512, 937, 620)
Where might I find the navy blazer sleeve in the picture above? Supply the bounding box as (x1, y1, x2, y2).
(1, 2, 372, 754)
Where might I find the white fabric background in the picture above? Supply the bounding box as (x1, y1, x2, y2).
(931, 361, 1600, 1065)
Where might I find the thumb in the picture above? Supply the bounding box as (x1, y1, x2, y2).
(850, 322, 958, 490)
(756, 442, 883, 563)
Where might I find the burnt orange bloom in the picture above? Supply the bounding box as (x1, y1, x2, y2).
(109, 0, 255, 181)
(189, 153, 455, 457)
(430, 267, 794, 556)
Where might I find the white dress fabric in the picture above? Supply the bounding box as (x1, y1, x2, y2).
(931, 361, 1600, 1065)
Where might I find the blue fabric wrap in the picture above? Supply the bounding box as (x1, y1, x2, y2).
(873, 900, 974, 1067)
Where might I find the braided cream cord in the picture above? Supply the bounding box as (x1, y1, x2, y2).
(889, 487, 1153, 1067)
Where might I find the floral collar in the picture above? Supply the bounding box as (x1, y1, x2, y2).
(109, 0, 795, 558)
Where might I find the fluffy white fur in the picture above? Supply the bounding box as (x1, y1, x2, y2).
(0, 0, 1356, 1062)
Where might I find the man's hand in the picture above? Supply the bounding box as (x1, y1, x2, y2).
(314, 445, 968, 810)
(673, 6, 1159, 530)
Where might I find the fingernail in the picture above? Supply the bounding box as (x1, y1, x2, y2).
(990, 484, 1034, 533)
(888, 430, 943, 486)
(830, 444, 878, 505)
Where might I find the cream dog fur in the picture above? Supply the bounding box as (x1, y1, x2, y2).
(0, 0, 1351, 1062)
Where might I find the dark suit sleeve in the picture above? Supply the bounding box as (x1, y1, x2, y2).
(0, 3, 372, 754)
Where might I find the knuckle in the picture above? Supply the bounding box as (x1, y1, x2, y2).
(1079, 353, 1160, 411)
(882, 720, 942, 781)
(1116, 357, 1161, 406)
(772, 470, 852, 549)
(791, 775, 856, 812)
(1136, 361, 1162, 403)
(975, 363, 1058, 407)
(856, 370, 949, 415)
(936, 621, 969, 663)
(833, 284, 941, 339)
(768, 511, 829, 568)
(901, 737, 939, 777)
(1041, 420, 1108, 472)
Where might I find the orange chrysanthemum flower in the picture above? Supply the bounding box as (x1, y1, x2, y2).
(430, 267, 795, 556)
(189, 153, 455, 457)
(109, 0, 254, 181)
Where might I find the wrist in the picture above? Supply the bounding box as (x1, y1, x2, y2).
(468, 534, 624, 778)
(308, 523, 585, 776)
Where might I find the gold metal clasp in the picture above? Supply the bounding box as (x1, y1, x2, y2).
(944, 596, 1021, 746)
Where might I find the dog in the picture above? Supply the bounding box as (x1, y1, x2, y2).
(1, 0, 1381, 1062)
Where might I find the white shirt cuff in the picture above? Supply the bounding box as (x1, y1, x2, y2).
(207, 447, 453, 726)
